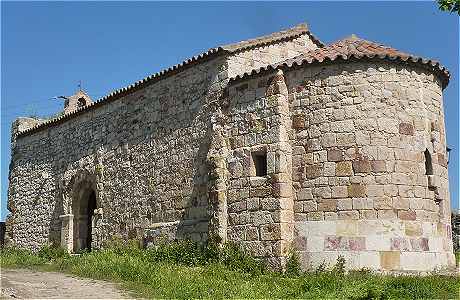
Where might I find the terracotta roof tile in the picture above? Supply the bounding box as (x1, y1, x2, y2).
(222, 23, 323, 52)
(231, 35, 450, 88)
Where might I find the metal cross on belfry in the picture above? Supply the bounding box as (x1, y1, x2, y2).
(78, 80, 82, 91)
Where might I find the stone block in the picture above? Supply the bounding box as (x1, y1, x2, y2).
(307, 212, 324, 221)
(336, 220, 358, 236)
(323, 162, 336, 177)
(330, 120, 354, 132)
(307, 221, 337, 237)
(393, 197, 410, 210)
(349, 237, 366, 251)
(318, 199, 337, 212)
(353, 198, 373, 210)
(247, 198, 260, 211)
(383, 184, 398, 196)
(251, 211, 274, 226)
(321, 133, 336, 147)
(328, 149, 344, 162)
(272, 182, 292, 198)
(338, 211, 359, 220)
(336, 133, 355, 146)
(404, 222, 423, 237)
(297, 188, 313, 201)
(409, 198, 423, 210)
(400, 252, 435, 271)
(348, 184, 366, 197)
(392, 173, 410, 185)
(398, 210, 416, 221)
(352, 159, 371, 173)
(370, 160, 386, 173)
(377, 118, 399, 134)
(390, 237, 410, 251)
(337, 198, 352, 210)
(410, 238, 429, 251)
(324, 236, 348, 250)
(306, 236, 324, 252)
(331, 186, 348, 198)
(360, 210, 377, 219)
(306, 164, 322, 179)
(246, 226, 259, 241)
(399, 122, 415, 135)
(380, 251, 400, 270)
(367, 185, 384, 197)
(303, 200, 317, 212)
(374, 196, 392, 210)
(292, 114, 306, 129)
(260, 223, 281, 240)
(359, 252, 380, 270)
(324, 212, 338, 220)
(377, 209, 397, 219)
(366, 235, 390, 251)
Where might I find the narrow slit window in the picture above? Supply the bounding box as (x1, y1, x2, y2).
(424, 149, 433, 175)
(253, 151, 267, 177)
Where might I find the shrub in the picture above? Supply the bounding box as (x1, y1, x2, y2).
(219, 242, 266, 275)
(285, 250, 302, 277)
(37, 244, 69, 260)
(332, 255, 346, 276)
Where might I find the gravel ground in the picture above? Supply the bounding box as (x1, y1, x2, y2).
(1, 268, 131, 299)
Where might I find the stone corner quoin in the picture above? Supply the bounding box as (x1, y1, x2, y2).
(6, 23, 455, 273)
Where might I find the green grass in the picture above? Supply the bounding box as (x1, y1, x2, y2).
(1, 242, 459, 299)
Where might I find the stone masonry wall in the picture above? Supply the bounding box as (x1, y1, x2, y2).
(8, 56, 228, 251)
(7, 33, 316, 253)
(225, 70, 294, 269)
(285, 61, 454, 271)
(227, 35, 319, 79)
(227, 60, 454, 272)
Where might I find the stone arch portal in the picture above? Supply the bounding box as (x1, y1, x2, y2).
(72, 184, 97, 252)
(59, 171, 99, 253)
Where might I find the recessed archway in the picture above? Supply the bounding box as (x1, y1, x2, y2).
(72, 181, 97, 252)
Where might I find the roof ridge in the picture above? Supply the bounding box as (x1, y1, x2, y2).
(220, 23, 321, 52)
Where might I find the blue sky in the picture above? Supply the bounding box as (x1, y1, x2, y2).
(1, 2, 459, 220)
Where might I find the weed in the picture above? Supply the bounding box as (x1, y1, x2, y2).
(1, 242, 459, 299)
(285, 250, 302, 277)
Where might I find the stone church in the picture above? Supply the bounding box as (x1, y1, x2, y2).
(7, 23, 455, 272)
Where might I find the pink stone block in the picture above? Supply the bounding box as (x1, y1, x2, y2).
(348, 237, 366, 251)
(447, 225, 452, 239)
(410, 238, 429, 251)
(390, 237, 410, 251)
(324, 236, 347, 250)
(324, 236, 366, 251)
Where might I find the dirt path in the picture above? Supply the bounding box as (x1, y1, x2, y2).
(1, 268, 131, 299)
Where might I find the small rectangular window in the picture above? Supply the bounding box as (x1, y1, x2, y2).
(252, 151, 267, 177)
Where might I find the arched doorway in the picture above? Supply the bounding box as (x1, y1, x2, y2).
(72, 185, 97, 252)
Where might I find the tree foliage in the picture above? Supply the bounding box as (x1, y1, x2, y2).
(438, 0, 460, 14)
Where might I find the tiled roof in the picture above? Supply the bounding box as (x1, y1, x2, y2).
(230, 35, 450, 89)
(18, 24, 320, 137)
(221, 23, 324, 52)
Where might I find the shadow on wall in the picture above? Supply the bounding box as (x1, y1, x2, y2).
(0, 222, 5, 249)
(143, 116, 213, 247)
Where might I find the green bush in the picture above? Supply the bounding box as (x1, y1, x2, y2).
(37, 244, 69, 260)
(285, 250, 302, 277)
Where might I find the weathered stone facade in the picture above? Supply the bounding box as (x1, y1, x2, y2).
(7, 24, 455, 272)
